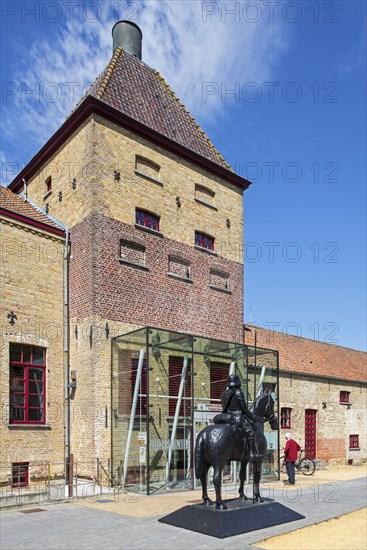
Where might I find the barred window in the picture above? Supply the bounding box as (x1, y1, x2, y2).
(349, 434, 359, 449)
(281, 407, 292, 429)
(9, 344, 46, 425)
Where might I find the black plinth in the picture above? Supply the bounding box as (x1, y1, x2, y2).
(158, 498, 305, 539)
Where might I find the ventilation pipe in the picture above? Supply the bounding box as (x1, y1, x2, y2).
(112, 20, 142, 59)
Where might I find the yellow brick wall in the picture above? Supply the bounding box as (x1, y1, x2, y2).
(0, 217, 65, 478)
(25, 115, 244, 264)
(93, 116, 244, 264)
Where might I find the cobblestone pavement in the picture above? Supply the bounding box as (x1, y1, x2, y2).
(0, 477, 366, 550)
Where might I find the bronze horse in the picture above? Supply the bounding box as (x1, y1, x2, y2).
(195, 391, 278, 509)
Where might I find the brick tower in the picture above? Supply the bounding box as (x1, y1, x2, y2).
(9, 21, 250, 468)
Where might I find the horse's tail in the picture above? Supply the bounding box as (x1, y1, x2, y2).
(195, 432, 206, 479)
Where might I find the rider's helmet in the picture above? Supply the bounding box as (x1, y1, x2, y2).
(227, 374, 241, 388)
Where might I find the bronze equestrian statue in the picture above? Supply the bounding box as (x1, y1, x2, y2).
(195, 376, 278, 510)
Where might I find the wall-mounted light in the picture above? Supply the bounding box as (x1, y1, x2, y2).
(58, 191, 63, 202)
(74, 325, 78, 339)
(45, 203, 49, 214)
(322, 402, 327, 409)
(71, 178, 77, 190)
(105, 323, 110, 339)
(114, 170, 121, 182)
(176, 196, 181, 207)
(89, 326, 93, 348)
(226, 218, 231, 228)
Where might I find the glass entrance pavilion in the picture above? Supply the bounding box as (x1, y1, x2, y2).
(111, 327, 279, 495)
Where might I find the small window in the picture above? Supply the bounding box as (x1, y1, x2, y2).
(44, 176, 52, 197)
(12, 462, 29, 487)
(136, 209, 160, 232)
(349, 434, 359, 449)
(210, 268, 230, 290)
(135, 156, 160, 181)
(168, 251, 192, 281)
(120, 239, 146, 266)
(195, 231, 214, 251)
(9, 344, 46, 424)
(340, 391, 350, 403)
(281, 407, 292, 429)
(195, 184, 216, 209)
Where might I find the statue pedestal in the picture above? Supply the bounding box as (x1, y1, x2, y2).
(158, 498, 305, 539)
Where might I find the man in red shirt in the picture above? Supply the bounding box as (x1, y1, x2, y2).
(284, 433, 301, 485)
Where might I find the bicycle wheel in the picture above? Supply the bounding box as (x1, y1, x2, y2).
(299, 458, 315, 476)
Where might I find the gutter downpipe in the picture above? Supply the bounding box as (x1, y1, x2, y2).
(64, 228, 71, 496)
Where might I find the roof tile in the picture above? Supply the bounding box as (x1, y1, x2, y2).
(245, 326, 366, 383)
(0, 186, 61, 231)
(78, 49, 232, 170)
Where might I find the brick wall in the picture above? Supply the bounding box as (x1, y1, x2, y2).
(0, 217, 65, 480)
(69, 214, 243, 342)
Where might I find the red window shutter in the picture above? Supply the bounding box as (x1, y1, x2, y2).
(169, 356, 191, 417)
(131, 359, 147, 415)
(210, 363, 229, 404)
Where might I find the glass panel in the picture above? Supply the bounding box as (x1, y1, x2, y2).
(112, 328, 280, 494)
(29, 408, 44, 422)
(245, 345, 279, 479)
(29, 367, 44, 381)
(10, 394, 24, 406)
(29, 395, 44, 408)
(10, 407, 24, 421)
(147, 329, 193, 494)
(23, 346, 31, 363)
(29, 381, 44, 394)
(32, 347, 45, 365)
(10, 345, 21, 363)
(111, 328, 148, 494)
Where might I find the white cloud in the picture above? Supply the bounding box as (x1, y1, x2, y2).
(1, 0, 287, 175)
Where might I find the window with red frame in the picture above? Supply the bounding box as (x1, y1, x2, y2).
(340, 391, 350, 403)
(131, 358, 147, 415)
(195, 231, 214, 251)
(12, 462, 29, 487)
(349, 434, 359, 449)
(210, 363, 229, 404)
(9, 344, 46, 424)
(280, 407, 292, 429)
(135, 209, 160, 231)
(169, 356, 191, 416)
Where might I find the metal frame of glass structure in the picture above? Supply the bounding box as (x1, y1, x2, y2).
(111, 326, 279, 495)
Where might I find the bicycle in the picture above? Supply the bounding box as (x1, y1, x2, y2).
(281, 449, 316, 476)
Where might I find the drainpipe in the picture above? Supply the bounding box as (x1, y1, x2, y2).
(22, 178, 28, 201)
(64, 228, 71, 496)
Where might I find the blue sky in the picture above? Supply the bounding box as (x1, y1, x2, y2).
(1, 1, 366, 351)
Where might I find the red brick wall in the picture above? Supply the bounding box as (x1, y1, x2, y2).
(70, 214, 243, 342)
(317, 438, 345, 461)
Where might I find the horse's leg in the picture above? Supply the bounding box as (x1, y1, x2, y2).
(239, 460, 248, 500)
(213, 465, 227, 510)
(200, 462, 213, 505)
(253, 460, 263, 502)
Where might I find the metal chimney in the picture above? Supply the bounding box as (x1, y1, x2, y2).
(112, 20, 142, 59)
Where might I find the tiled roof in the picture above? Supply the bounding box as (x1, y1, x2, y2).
(0, 186, 62, 232)
(78, 48, 232, 170)
(245, 326, 367, 383)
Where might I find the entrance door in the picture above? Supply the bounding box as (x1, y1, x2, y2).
(305, 409, 317, 458)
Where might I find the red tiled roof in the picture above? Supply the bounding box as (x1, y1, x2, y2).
(78, 48, 232, 170)
(0, 186, 64, 234)
(245, 326, 367, 383)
